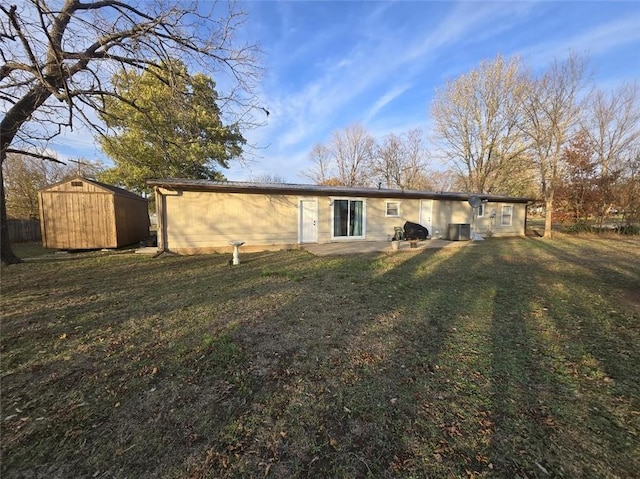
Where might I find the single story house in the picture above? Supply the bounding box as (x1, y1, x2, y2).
(147, 179, 533, 254)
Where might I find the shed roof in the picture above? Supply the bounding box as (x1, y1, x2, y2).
(147, 178, 535, 204)
(41, 176, 146, 201)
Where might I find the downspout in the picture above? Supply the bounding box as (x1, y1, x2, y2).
(153, 186, 168, 257)
(524, 200, 533, 237)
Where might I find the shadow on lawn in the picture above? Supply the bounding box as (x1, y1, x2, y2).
(487, 238, 639, 478)
(2, 238, 638, 478)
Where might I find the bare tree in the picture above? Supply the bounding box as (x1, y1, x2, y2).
(521, 53, 588, 237)
(1, 0, 261, 264)
(430, 54, 531, 195)
(332, 124, 375, 187)
(249, 173, 288, 184)
(303, 124, 375, 187)
(372, 128, 430, 190)
(617, 148, 640, 228)
(303, 144, 334, 185)
(581, 83, 640, 225)
(427, 169, 461, 192)
(3, 152, 103, 219)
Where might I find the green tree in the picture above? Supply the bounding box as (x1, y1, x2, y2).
(98, 62, 244, 193)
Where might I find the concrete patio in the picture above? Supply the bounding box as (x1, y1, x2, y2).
(303, 238, 477, 256)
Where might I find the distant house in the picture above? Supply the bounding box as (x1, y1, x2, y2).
(147, 179, 533, 254)
(39, 176, 150, 250)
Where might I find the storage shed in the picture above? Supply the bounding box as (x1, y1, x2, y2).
(39, 176, 150, 250)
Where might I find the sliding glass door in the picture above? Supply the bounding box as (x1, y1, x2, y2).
(332, 199, 364, 238)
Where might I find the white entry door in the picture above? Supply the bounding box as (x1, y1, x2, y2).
(300, 199, 318, 243)
(420, 199, 433, 236)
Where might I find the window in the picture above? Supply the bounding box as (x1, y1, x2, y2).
(501, 205, 513, 226)
(385, 201, 400, 217)
(71, 181, 83, 187)
(477, 203, 485, 217)
(332, 199, 365, 238)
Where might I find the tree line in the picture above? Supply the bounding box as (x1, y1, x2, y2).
(305, 54, 639, 238)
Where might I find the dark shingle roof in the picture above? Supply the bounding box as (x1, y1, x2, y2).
(146, 178, 534, 203)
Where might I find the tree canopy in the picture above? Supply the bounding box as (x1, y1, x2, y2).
(98, 61, 244, 193)
(430, 54, 531, 196)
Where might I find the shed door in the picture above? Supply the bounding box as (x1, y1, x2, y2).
(299, 199, 318, 243)
(420, 199, 433, 236)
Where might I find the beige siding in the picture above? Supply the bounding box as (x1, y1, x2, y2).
(472, 202, 527, 237)
(430, 201, 472, 238)
(158, 188, 528, 254)
(365, 198, 421, 240)
(160, 190, 299, 252)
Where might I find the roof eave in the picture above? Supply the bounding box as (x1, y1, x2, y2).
(146, 179, 535, 204)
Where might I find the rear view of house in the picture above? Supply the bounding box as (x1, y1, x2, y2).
(147, 179, 532, 254)
(39, 176, 150, 250)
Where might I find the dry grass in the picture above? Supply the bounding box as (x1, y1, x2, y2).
(2, 236, 639, 478)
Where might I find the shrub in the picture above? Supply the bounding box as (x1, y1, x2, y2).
(564, 220, 593, 234)
(614, 223, 640, 235)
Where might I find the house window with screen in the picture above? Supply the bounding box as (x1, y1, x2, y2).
(333, 199, 364, 238)
(501, 205, 513, 226)
(385, 201, 400, 217)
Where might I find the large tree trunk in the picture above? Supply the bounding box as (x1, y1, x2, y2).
(1, 85, 53, 265)
(544, 186, 554, 239)
(1, 157, 21, 265)
(0, 85, 51, 264)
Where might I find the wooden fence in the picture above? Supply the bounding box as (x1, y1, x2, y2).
(8, 219, 41, 243)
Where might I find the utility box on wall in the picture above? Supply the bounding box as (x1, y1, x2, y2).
(448, 223, 471, 241)
(39, 176, 150, 250)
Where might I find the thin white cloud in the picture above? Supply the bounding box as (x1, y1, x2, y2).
(520, 13, 640, 70)
(363, 84, 412, 123)
(260, 1, 542, 160)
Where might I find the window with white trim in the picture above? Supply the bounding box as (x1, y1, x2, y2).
(385, 201, 400, 217)
(501, 205, 513, 226)
(477, 203, 485, 217)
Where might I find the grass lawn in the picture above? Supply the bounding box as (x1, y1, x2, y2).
(9, 242, 56, 259)
(2, 236, 639, 478)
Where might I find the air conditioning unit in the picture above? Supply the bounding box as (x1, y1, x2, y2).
(448, 223, 471, 241)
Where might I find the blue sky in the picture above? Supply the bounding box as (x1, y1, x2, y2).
(51, 1, 640, 183)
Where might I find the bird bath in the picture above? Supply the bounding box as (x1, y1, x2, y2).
(229, 240, 245, 265)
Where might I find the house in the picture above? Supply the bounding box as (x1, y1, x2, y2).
(147, 179, 533, 254)
(39, 176, 150, 250)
